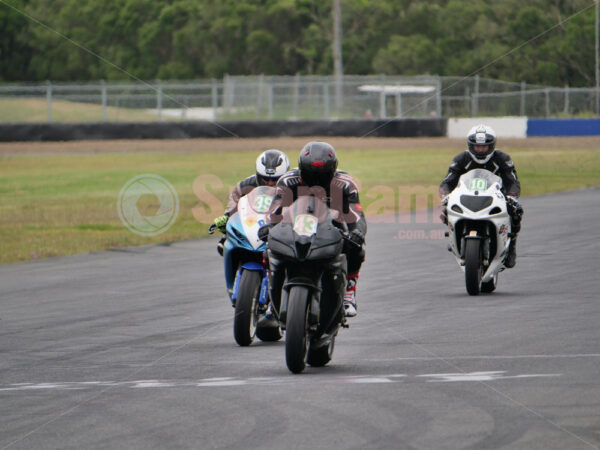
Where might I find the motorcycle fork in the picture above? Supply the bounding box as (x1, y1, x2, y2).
(258, 275, 269, 306)
(267, 254, 285, 319)
(460, 226, 491, 265)
(280, 269, 322, 332)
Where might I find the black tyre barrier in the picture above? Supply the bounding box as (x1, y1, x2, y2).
(0, 119, 446, 142)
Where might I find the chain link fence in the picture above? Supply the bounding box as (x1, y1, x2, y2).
(0, 75, 598, 123)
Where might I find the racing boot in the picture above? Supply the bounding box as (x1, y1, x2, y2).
(504, 237, 517, 268)
(343, 273, 359, 317)
(257, 304, 279, 329)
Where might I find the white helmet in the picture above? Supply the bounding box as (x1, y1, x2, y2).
(467, 124, 496, 163)
(256, 149, 290, 185)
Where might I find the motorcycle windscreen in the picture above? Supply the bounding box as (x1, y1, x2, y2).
(281, 195, 331, 225)
(246, 185, 276, 215)
(238, 186, 276, 250)
(269, 195, 343, 261)
(458, 169, 503, 193)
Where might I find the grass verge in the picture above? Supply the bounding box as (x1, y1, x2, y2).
(0, 98, 165, 122)
(1, 141, 599, 264)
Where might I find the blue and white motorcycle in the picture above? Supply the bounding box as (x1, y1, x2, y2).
(210, 186, 282, 346)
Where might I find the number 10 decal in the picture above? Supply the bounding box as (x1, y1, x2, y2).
(468, 178, 488, 191)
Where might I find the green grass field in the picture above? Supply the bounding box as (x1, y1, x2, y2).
(0, 98, 163, 122)
(1, 139, 599, 264)
(0, 97, 359, 123)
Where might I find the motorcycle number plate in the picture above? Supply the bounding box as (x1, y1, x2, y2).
(252, 194, 274, 213)
(293, 214, 318, 236)
(468, 178, 488, 191)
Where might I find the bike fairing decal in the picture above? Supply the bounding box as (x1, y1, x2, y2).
(244, 216, 258, 227)
(238, 194, 268, 251)
(468, 178, 488, 191)
(252, 193, 273, 213)
(293, 214, 318, 236)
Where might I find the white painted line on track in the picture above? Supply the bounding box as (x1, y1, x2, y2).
(26, 353, 600, 371)
(0, 371, 561, 392)
(351, 377, 395, 384)
(418, 371, 562, 382)
(364, 353, 600, 362)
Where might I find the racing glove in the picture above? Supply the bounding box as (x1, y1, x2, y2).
(440, 195, 449, 225)
(213, 215, 228, 234)
(348, 228, 365, 247)
(506, 196, 523, 217)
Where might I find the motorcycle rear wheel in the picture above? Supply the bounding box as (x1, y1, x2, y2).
(256, 323, 283, 342)
(464, 239, 482, 296)
(307, 336, 335, 367)
(285, 286, 310, 374)
(233, 270, 261, 346)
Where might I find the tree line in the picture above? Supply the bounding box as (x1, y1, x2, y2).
(0, 0, 597, 86)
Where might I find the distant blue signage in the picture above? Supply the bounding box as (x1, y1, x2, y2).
(527, 118, 600, 136)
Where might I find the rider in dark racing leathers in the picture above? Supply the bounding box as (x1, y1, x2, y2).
(439, 124, 523, 268)
(260, 141, 367, 317)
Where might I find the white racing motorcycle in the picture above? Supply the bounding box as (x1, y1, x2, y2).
(445, 169, 512, 295)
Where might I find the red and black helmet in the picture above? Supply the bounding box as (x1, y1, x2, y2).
(298, 141, 338, 188)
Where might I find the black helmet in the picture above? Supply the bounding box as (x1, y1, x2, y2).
(467, 124, 497, 163)
(298, 141, 338, 188)
(256, 149, 290, 185)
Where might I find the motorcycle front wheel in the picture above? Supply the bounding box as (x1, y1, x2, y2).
(233, 270, 261, 346)
(464, 239, 482, 296)
(285, 286, 310, 374)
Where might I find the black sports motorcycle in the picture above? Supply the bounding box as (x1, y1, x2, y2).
(267, 195, 349, 374)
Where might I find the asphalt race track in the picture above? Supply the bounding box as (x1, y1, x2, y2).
(1, 187, 599, 450)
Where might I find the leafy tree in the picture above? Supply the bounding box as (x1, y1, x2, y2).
(0, 0, 596, 86)
(372, 34, 442, 75)
(0, 0, 32, 81)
